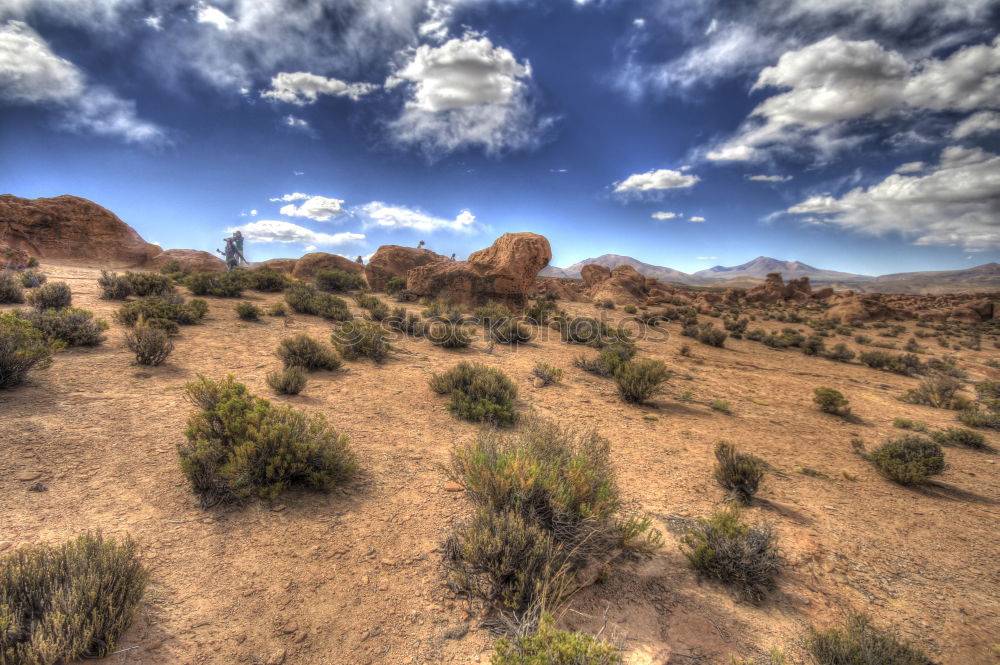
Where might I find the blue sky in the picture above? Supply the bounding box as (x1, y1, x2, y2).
(1, 0, 998, 275)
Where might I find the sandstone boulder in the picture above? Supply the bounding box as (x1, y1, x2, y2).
(589, 264, 648, 305)
(0, 194, 160, 266)
(580, 264, 611, 288)
(257, 258, 298, 273)
(1, 243, 31, 270)
(535, 277, 588, 302)
(292, 252, 366, 281)
(365, 245, 442, 292)
(824, 294, 904, 322)
(148, 249, 226, 273)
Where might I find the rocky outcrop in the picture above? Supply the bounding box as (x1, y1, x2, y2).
(743, 273, 815, 304)
(0, 194, 160, 266)
(365, 245, 442, 292)
(257, 258, 298, 273)
(148, 249, 226, 273)
(291, 252, 366, 281)
(407, 232, 552, 307)
(535, 277, 588, 302)
(1, 243, 31, 270)
(824, 294, 905, 322)
(590, 265, 648, 305)
(580, 264, 611, 288)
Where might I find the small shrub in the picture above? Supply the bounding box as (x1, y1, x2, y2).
(385, 307, 423, 335)
(931, 427, 988, 450)
(473, 300, 511, 328)
(158, 258, 188, 276)
(892, 418, 929, 432)
(97, 269, 133, 300)
(679, 343, 691, 356)
(246, 267, 290, 292)
(385, 275, 407, 295)
(22, 307, 108, 347)
(556, 316, 629, 348)
(124, 324, 173, 366)
(115, 295, 206, 326)
(801, 335, 826, 356)
(427, 322, 472, 348)
(284, 283, 351, 320)
(0, 313, 52, 388)
(0, 532, 148, 663)
(859, 351, 923, 376)
(531, 362, 562, 386)
(958, 407, 1000, 430)
(865, 435, 945, 485)
(26, 281, 72, 310)
(142, 317, 179, 336)
(524, 297, 559, 325)
(491, 614, 623, 665)
(594, 298, 615, 310)
(575, 343, 636, 378)
(899, 375, 969, 409)
(710, 399, 731, 414)
(680, 505, 780, 603)
(806, 612, 932, 665)
(185, 271, 244, 297)
(825, 342, 856, 362)
(490, 318, 534, 345)
(430, 361, 518, 425)
(637, 310, 668, 327)
(814, 387, 850, 416)
(714, 441, 764, 505)
(266, 366, 307, 395)
(682, 322, 727, 347)
(0, 271, 24, 303)
(178, 375, 356, 506)
(266, 302, 287, 316)
(315, 269, 364, 292)
(19, 269, 46, 287)
(276, 334, 342, 371)
(623, 304, 637, 314)
(234, 301, 263, 321)
(614, 358, 669, 404)
(123, 271, 175, 296)
(332, 320, 390, 362)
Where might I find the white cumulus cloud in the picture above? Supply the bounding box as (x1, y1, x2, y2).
(615, 168, 700, 195)
(689, 216, 706, 222)
(269, 192, 309, 202)
(280, 195, 346, 222)
(194, 3, 235, 31)
(234, 220, 364, 247)
(356, 201, 478, 233)
(651, 211, 680, 220)
(748, 174, 793, 182)
(953, 111, 1000, 139)
(261, 71, 378, 105)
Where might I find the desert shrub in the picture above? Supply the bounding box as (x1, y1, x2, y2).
(26, 256, 38, 268)
(0, 271, 24, 303)
(0, 313, 52, 388)
(355, 293, 391, 321)
(574, 343, 636, 377)
(958, 406, 1000, 430)
(266, 302, 287, 317)
(19, 269, 46, 288)
(26, 281, 72, 310)
(332, 320, 390, 362)
(893, 418, 929, 432)
(614, 358, 669, 404)
(430, 361, 518, 425)
(531, 362, 563, 386)
(246, 267, 290, 292)
(474, 300, 511, 327)
(124, 323, 173, 366)
(115, 295, 206, 326)
(714, 441, 764, 505)
(490, 318, 534, 345)
(385, 307, 423, 335)
(490, 614, 623, 665)
(283, 283, 350, 320)
(814, 387, 850, 416)
(185, 271, 244, 297)
(22, 307, 108, 347)
(925, 355, 967, 379)
(899, 375, 969, 409)
(623, 304, 637, 315)
(234, 301, 263, 321)
(825, 342, 856, 362)
(266, 365, 307, 395)
(865, 435, 945, 485)
(710, 399, 731, 414)
(0, 532, 148, 663)
(422, 298, 466, 324)
(178, 375, 356, 506)
(123, 271, 175, 297)
(557, 316, 629, 348)
(859, 351, 923, 376)
(315, 269, 364, 292)
(97, 269, 133, 300)
(930, 427, 988, 450)
(974, 379, 1000, 409)
(680, 505, 780, 603)
(276, 334, 342, 371)
(427, 322, 472, 348)
(524, 297, 559, 325)
(385, 275, 407, 295)
(681, 322, 727, 347)
(594, 298, 615, 310)
(801, 335, 826, 356)
(806, 612, 932, 665)
(723, 317, 749, 337)
(158, 258, 189, 276)
(746, 329, 766, 342)
(679, 343, 691, 356)
(636, 310, 668, 327)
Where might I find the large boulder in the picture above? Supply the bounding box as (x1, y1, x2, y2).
(824, 294, 904, 322)
(148, 249, 226, 273)
(365, 245, 442, 291)
(257, 258, 298, 273)
(590, 264, 647, 305)
(291, 252, 366, 281)
(407, 232, 552, 307)
(580, 264, 611, 288)
(535, 277, 588, 302)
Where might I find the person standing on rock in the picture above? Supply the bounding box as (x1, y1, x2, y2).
(217, 238, 238, 271)
(356, 255, 364, 265)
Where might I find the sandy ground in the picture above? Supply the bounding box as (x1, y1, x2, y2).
(2, 263, 999, 665)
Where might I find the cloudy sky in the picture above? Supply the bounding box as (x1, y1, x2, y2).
(1, 0, 998, 274)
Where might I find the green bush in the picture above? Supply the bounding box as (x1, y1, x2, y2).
(825, 342, 856, 362)
(234, 301, 263, 321)
(623, 304, 637, 314)
(806, 612, 932, 665)
(276, 334, 342, 371)
(315, 269, 364, 292)
(958, 406, 1000, 430)
(524, 297, 559, 325)
(930, 427, 988, 450)
(555, 316, 628, 348)
(97, 269, 132, 300)
(714, 441, 764, 505)
(19, 269, 46, 288)
(184, 271, 244, 297)
(637, 310, 668, 327)
(613, 358, 668, 404)
(892, 418, 929, 432)
(245, 267, 290, 292)
(123, 271, 175, 296)
(114, 295, 207, 326)
(178, 375, 356, 506)
(385, 307, 423, 335)
(0, 271, 24, 303)
(0, 313, 52, 388)
(491, 614, 623, 665)
(594, 298, 615, 310)
(473, 300, 511, 328)
(124, 324, 173, 366)
(427, 322, 472, 348)
(865, 435, 945, 485)
(680, 505, 780, 603)
(385, 275, 407, 295)
(332, 320, 389, 362)
(814, 387, 850, 416)
(710, 399, 732, 414)
(283, 282, 351, 320)
(26, 281, 72, 310)
(531, 362, 563, 386)
(422, 298, 466, 324)
(266, 302, 287, 317)
(681, 322, 727, 347)
(430, 361, 518, 425)
(801, 335, 826, 356)
(859, 351, 923, 376)
(490, 318, 534, 345)
(266, 365, 307, 395)
(158, 258, 189, 277)
(0, 532, 148, 664)
(22, 307, 109, 347)
(899, 375, 969, 409)
(355, 293, 391, 321)
(574, 343, 636, 377)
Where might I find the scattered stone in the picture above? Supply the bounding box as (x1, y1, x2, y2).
(271, 504, 287, 512)
(442, 482, 464, 493)
(14, 470, 41, 482)
(26, 481, 47, 492)
(265, 648, 286, 665)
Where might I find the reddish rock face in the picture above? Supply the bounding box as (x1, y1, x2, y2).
(0, 194, 160, 266)
(291, 252, 366, 281)
(257, 258, 298, 273)
(580, 264, 611, 287)
(365, 245, 442, 292)
(589, 264, 648, 305)
(148, 249, 226, 273)
(535, 277, 588, 302)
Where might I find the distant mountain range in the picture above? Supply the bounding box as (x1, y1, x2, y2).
(539, 254, 1000, 294)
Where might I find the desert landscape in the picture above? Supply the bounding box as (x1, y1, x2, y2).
(2, 195, 999, 665)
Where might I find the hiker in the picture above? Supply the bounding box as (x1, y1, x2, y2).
(450, 253, 456, 261)
(217, 238, 238, 272)
(226, 230, 248, 266)
(356, 255, 364, 265)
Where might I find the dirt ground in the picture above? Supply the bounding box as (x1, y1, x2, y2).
(2, 263, 998, 665)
